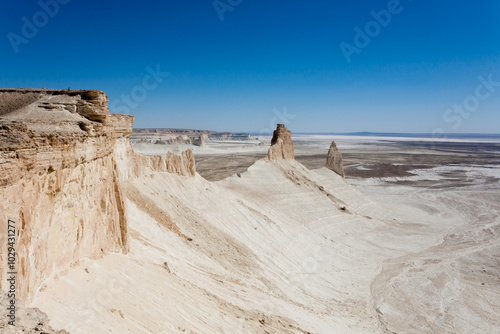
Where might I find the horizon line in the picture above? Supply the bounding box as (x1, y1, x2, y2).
(132, 128, 500, 137)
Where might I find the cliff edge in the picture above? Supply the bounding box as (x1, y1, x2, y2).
(0, 89, 131, 303)
(0, 88, 195, 303)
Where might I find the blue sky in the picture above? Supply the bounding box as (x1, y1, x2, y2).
(1, 0, 499, 133)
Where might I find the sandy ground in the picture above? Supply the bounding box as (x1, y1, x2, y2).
(33, 135, 500, 333)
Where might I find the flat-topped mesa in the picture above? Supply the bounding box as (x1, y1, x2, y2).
(0, 88, 194, 303)
(325, 140, 345, 178)
(0, 89, 133, 303)
(268, 124, 295, 160)
(0, 89, 135, 186)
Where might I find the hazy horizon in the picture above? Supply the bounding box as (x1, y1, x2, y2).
(133, 127, 500, 136)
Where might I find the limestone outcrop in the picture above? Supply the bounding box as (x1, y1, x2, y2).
(192, 134, 207, 147)
(0, 89, 131, 303)
(167, 135, 192, 145)
(0, 291, 68, 333)
(268, 124, 294, 160)
(0, 88, 195, 304)
(325, 140, 345, 178)
(115, 138, 196, 180)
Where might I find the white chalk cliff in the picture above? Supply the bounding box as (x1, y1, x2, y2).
(1, 91, 498, 334)
(0, 89, 195, 307)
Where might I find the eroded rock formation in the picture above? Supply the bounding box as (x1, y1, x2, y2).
(0, 88, 195, 303)
(192, 134, 207, 147)
(0, 89, 131, 303)
(325, 140, 345, 178)
(168, 135, 192, 145)
(115, 138, 196, 180)
(268, 124, 294, 160)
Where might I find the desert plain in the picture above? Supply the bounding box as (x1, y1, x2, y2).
(34, 130, 500, 333)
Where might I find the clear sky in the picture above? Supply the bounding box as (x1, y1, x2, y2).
(1, 0, 499, 133)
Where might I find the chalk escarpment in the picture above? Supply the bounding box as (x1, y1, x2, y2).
(115, 138, 196, 180)
(0, 89, 195, 303)
(0, 89, 131, 303)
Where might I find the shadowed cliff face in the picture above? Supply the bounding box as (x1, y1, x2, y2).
(325, 140, 345, 178)
(0, 89, 195, 303)
(268, 124, 295, 160)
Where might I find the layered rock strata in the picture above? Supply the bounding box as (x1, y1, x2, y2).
(267, 124, 294, 160)
(114, 138, 196, 181)
(0, 89, 131, 303)
(0, 89, 195, 303)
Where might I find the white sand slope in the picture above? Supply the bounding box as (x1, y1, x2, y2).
(32, 159, 500, 333)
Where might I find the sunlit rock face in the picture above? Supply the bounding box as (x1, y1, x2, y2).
(268, 124, 295, 160)
(0, 89, 131, 303)
(0, 89, 196, 303)
(114, 137, 196, 181)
